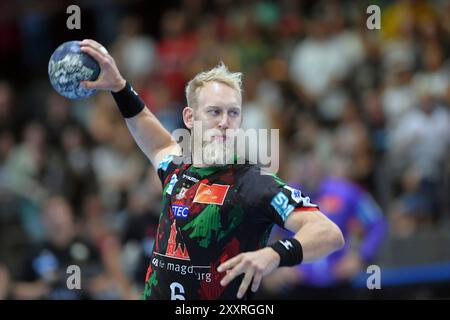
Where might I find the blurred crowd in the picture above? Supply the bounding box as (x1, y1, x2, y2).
(0, 0, 449, 299)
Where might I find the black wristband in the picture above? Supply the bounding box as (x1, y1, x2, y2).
(111, 81, 145, 118)
(269, 238, 303, 267)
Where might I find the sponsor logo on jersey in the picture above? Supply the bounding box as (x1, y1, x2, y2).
(193, 183, 229, 205)
(151, 257, 211, 282)
(182, 174, 199, 183)
(165, 220, 190, 260)
(166, 174, 178, 195)
(176, 187, 188, 200)
(271, 191, 295, 221)
(172, 204, 189, 218)
(158, 154, 173, 172)
(283, 185, 303, 203)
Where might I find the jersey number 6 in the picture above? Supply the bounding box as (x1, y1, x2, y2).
(170, 282, 186, 300)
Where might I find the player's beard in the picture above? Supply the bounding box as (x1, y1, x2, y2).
(202, 137, 234, 166)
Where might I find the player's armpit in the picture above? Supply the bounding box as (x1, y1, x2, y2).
(153, 142, 182, 169)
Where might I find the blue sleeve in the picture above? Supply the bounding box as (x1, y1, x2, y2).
(355, 193, 388, 262)
(156, 154, 178, 185)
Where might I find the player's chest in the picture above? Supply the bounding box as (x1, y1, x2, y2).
(162, 171, 243, 226)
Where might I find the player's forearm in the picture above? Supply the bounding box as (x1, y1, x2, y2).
(293, 219, 344, 262)
(125, 108, 178, 163)
(110, 79, 180, 165)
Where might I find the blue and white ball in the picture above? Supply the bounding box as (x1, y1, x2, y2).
(48, 41, 100, 99)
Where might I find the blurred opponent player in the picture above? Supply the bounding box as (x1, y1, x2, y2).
(262, 156, 387, 299)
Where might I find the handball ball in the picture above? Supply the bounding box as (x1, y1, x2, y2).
(48, 40, 100, 99)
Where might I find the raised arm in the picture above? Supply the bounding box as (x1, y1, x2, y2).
(79, 39, 181, 167)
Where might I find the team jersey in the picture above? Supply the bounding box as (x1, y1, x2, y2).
(142, 155, 318, 300)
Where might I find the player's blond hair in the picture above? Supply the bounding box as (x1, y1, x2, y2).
(185, 62, 242, 109)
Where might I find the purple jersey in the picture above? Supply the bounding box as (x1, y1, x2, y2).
(290, 177, 387, 287)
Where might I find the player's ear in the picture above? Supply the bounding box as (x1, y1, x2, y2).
(183, 106, 194, 129)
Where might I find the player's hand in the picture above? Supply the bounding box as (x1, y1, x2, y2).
(79, 39, 126, 92)
(217, 247, 280, 299)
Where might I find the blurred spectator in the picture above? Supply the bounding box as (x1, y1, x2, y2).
(0, 81, 23, 138)
(289, 1, 364, 121)
(157, 10, 198, 102)
(19, 1, 53, 74)
(88, 92, 122, 145)
(387, 84, 450, 237)
(0, 81, 13, 130)
(413, 42, 449, 101)
(80, 193, 141, 300)
(60, 124, 98, 213)
(0, 129, 14, 168)
(334, 102, 374, 186)
(91, 124, 146, 212)
(121, 169, 162, 291)
(112, 15, 157, 85)
(361, 89, 388, 156)
(42, 92, 75, 151)
(3, 122, 51, 204)
(241, 66, 280, 130)
(187, 15, 239, 76)
(225, 2, 271, 73)
(381, 54, 417, 127)
(381, 0, 437, 41)
(13, 195, 105, 299)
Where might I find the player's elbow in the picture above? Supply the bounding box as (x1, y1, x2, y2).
(311, 212, 345, 252)
(328, 222, 345, 252)
(317, 213, 345, 252)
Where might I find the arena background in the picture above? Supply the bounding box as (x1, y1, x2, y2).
(0, 0, 449, 300)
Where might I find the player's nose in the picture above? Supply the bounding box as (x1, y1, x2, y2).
(217, 113, 229, 129)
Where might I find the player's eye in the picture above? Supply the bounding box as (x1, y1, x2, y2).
(208, 109, 221, 116)
(229, 110, 240, 117)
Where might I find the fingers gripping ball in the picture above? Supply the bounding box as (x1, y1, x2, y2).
(48, 41, 100, 99)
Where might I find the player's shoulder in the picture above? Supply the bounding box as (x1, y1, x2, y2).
(232, 162, 261, 176)
(157, 154, 189, 172)
(233, 163, 285, 187)
(156, 154, 190, 184)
